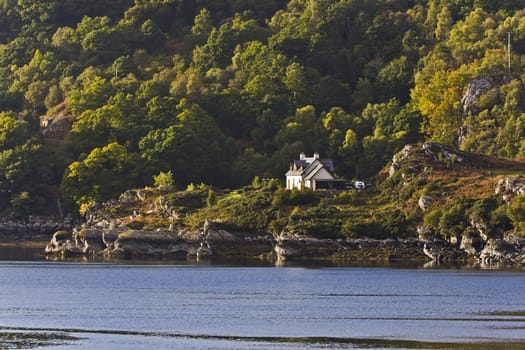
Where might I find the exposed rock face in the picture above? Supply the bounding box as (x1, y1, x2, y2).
(479, 234, 525, 264)
(389, 145, 414, 177)
(423, 240, 468, 263)
(460, 234, 484, 256)
(423, 142, 464, 164)
(418, 196, 434, 211)
(388, 142, 470, 182)
(495, 176, 525, 203)
(109, 230, 187, 259)
(461, 77, 494, 114)
(44, 218, 525, 265)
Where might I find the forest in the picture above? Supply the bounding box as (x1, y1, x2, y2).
(1, 0, 525, 217)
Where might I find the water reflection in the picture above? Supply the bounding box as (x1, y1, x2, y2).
(0, 244, 46, 261)
(1, 244, 525, 271)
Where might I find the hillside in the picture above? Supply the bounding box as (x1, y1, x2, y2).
(1, 1, 525, 221)
(44, 143, 525, 264)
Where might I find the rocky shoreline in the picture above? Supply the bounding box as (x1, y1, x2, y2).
(44, 220, 427, 263)
(40, 217, 525, 265)
(0, 214, 522, 265)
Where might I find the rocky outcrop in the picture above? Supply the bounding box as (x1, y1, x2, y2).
(418, 196, 434, 211)
(45, 219, 274, 261)
(495, 176, 525, 203)
(274, 234, 425, 262)
(418, 228, 525, 265)
(461, 77, 494, 114)
(388, 142, 467, 181)
(459, 233, 484, 256)
(422, 240, 468, 263)
(479, 234, 525, 264)
(44, 217, 525, 265)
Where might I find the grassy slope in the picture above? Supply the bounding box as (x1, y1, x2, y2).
(90, 145, 525, 240)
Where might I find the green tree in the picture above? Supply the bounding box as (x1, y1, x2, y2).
(139, 100, 237, 187)
(61, 142, 139, 206)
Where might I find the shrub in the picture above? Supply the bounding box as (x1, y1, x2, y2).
(153, 170, 174, 190)
(423, 209, 442, 231)
(332, 190, 363, 205)
(507, 195, 525, 234)
(272, 188, 319, 207)
(285, 204, 342, 238)
(380, 210, 411, 237)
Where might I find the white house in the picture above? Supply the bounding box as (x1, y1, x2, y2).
(285, 153, 343, 190)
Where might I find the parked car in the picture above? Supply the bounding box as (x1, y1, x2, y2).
(353, 181, 366, 190)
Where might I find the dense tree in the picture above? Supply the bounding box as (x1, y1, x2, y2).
(3, 0, 525, 216)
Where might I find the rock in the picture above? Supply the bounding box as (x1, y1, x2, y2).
(119, 190, 137, 203)
(44, 230, 85, 256)
(0, 216, 73, 241)
(461, 77, 494, 114)
(479, 239, 517, 264)
(136, 189, 146, 201)
(504, 233, 525, 249)
(469, 219, 492, 241)
(423, 142, 463, 165)
(389, 145, 414, 177)
(274, 235, 337, 260)
(417, 226, 432, 241)
(460, 234, 484, 256)
(495, 177, 525, 203)
(45, 230, 72, 254)
(418, 195, 435, 211)
(108, 230, 185, 258)
(423, 241, 468, 262)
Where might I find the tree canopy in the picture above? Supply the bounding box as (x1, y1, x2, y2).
(1, 0, 525, 215)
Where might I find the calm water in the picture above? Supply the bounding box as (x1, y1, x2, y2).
(0, 247, 524, 349)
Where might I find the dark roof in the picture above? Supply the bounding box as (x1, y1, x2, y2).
(286, 156, 335, 177)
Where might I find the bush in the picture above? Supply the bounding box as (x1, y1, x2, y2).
(507, 195, 525, 234)
(341, 219, 383, 239)
(153, 170, 174, 190)
(423, 209, 442, 232)
(285, 204, 342, 238)
(332, 190, 364, 205)
(272, 188, 319, 207)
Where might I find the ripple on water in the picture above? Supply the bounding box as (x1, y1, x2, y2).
(1, 327, 525, 350)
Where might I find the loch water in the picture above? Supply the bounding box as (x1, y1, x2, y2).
(0, 246, 524, 349)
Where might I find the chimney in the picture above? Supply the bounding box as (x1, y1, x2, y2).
(299, 152, 306, 160)
(314, 152, 320, 160)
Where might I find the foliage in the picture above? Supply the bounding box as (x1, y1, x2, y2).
(3, 0, 525, 220)
(153, 170, 174, 190)
(61, 142, 139, 206)
(272, 188, 319, 207)
(507, 195, 525, 234)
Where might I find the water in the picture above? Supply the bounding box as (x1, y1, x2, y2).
(0, 247, 524, 349)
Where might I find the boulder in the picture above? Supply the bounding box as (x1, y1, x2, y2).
(418, 195, 435, 211)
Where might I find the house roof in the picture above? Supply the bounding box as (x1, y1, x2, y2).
(285, 154, 335, 178)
